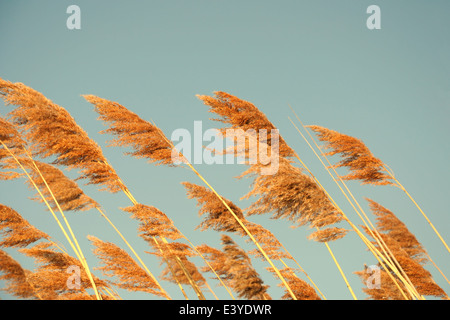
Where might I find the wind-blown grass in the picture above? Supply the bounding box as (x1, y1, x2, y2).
(0, 77, 448, 300)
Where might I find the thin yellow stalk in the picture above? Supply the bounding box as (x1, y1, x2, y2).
(318, 227, 357, 300)
(110, 286, 123, 300)
(205, 281, 219, 300)
(99, 286, 120, 300)
(426, 253, 450, 287)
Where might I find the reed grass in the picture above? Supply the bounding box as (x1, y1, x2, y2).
(0, 77, 448, 300)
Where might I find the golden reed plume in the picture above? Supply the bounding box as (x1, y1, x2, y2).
(83, 95, 175, 166)
(272, 267, 321, 300)
(0, 249, 36, 299)
(0, 117, 26, 181)
(20, 241, 110, 300)
(0, 78, 122, 193)
(199, 235, 271, 300)
(0, 202, 112, 300)
(22, 159, 99, 213)
(197, 91, 295, 159)
(366, 199, 427, 264)
(240, 158, 348, 242)
(307, 125, 392, 185)
(122, 204, 184, 241)
(0, 204, 50, 248)
(89, 235, 169, 299)
(356, 200, 446, 299)
(183, 181, 291, 261)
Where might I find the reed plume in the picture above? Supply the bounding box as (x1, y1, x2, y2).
(159, 253, 207, 289)
(221, 235, 271, 300)
(357, 200, 447, 299)
(0, 249, 37, 299)
(20, 242, 108, 300)
(195, 244, 239, 299)
(0, 116, 26, 180)
(354, 264, 406, 300)
(196, 91, 294, 159)
(83, 95, 176, 166)
(88, 235, 169, 299)
(0, 204, 50, 248)
(307, 125, 392, 185)
(197, 244, 228, 273)
(240, 158, 348, 242)
(182, 182, 246, 234)
(122, 204, 183, 241)
(21, 159, 99, 213)
(366, 199, 427, 264)
(0, 78, 122, 193)
(0, 114, 97, 212)
(268, 267, 321, 300)
(199, 235, 270, 300)
(183, 182, 288, 261)
(122, 203, 208, 298)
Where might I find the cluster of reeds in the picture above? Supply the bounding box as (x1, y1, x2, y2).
(0, 78, 448, 300)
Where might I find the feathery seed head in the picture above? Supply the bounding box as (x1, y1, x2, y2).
(0, 78, 122, 193)
(308, 125, 393, 185)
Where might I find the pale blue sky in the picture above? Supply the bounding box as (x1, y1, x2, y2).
(1, 1, 449, 300)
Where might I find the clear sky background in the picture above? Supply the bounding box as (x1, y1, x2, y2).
(0, 0, 449, 300)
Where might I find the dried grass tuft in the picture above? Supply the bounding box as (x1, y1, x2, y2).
(307, 125, 392, 185)
(0, 78, 122, 193)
